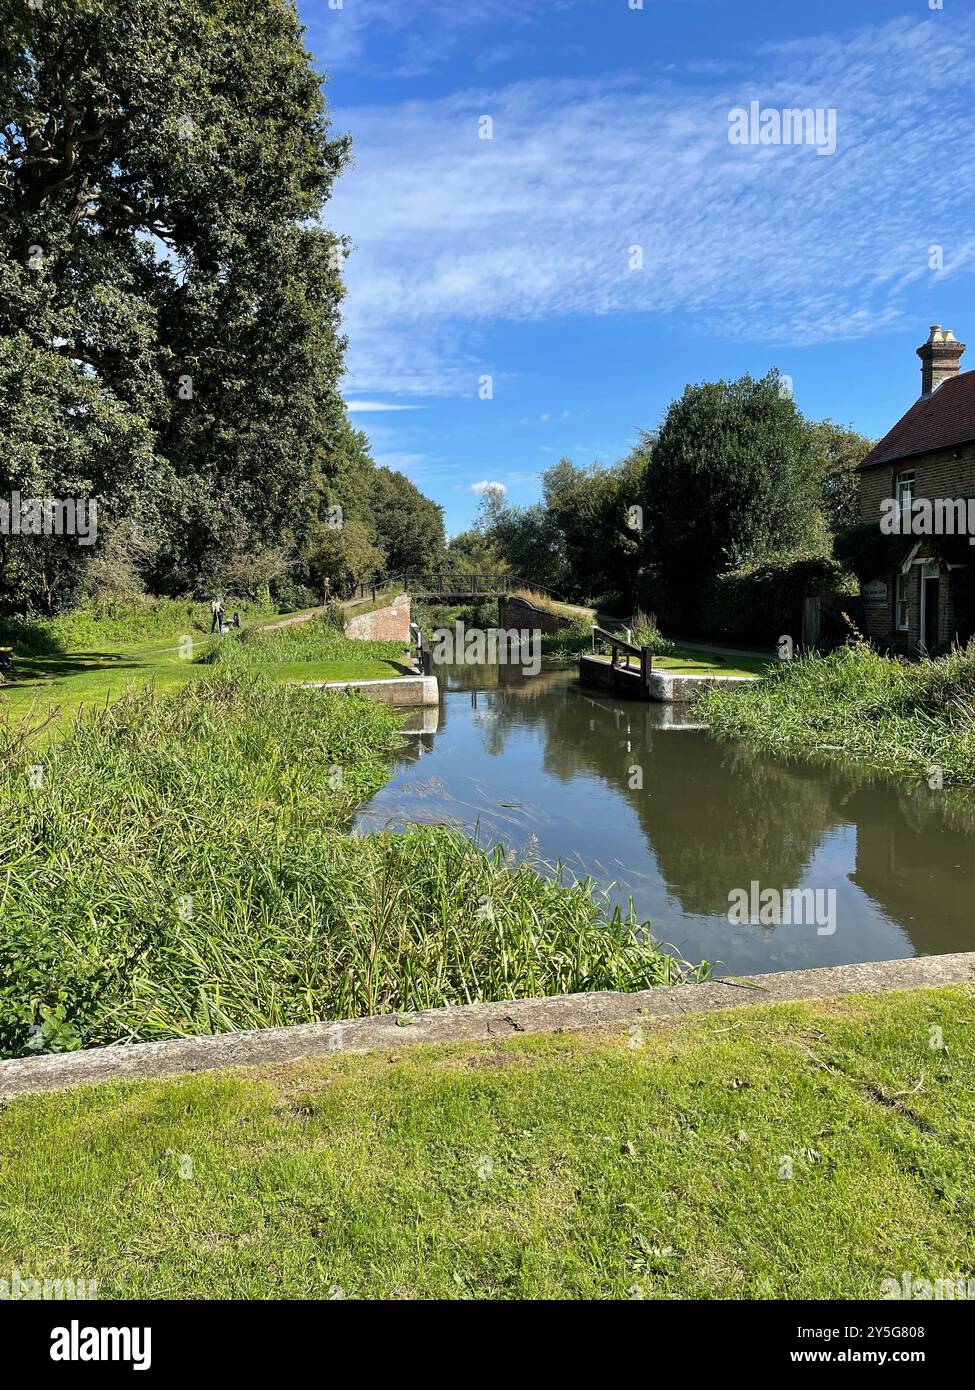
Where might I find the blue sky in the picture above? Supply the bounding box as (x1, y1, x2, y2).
(297, 0, 975, 536)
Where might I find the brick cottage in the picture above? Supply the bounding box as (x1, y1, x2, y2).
(858, 325, 975, 652)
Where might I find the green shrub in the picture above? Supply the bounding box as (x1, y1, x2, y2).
(833, 523, 907, 582)
(540, 615, 593, 658)
(703, 554, 855, 645)
(629, 610, 676, 656)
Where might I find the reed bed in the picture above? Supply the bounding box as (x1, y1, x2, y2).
(0, 670, 700, 1058)
(697, 640, 975, 784)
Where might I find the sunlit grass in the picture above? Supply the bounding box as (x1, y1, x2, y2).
(2, 986, 972, 1299)
(0, 670, 702, 1060)
(0, 608, 407, 731)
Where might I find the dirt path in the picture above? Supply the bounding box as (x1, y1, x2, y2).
(257, 606, 329, 632)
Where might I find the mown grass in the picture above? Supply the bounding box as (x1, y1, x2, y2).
(2, 985, 972, 1299)
(0, 670, 701, 1060)
(697, 641, 975, 784)
(0, 605, 405, 730)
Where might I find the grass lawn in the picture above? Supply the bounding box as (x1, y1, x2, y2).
(2, 985, 972, 1300)
(0, 619, 406, 731)
(588, 647, 768, 678)
(655, 648, 767, 677)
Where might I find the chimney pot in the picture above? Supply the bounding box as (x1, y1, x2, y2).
(917, 324, 965, 397)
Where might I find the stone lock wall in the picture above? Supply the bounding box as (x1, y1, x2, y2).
(497, 595, 572, 635)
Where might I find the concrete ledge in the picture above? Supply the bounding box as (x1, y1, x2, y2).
(580, 656, 758, 702)
(301, 675, 439, 707)
(2, 953, 972, 1100)
(649, 671, 757, 703)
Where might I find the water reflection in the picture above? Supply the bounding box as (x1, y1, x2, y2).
(356, 664, 975, 974)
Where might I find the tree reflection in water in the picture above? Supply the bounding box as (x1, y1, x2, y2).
(356, 663, 975, 972)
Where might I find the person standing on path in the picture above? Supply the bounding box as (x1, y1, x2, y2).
(210, 597, 225, 633)
(322, 576, 331, 606)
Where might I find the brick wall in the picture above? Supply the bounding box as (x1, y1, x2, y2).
(344, 594, 411, 644)
(497, 595, 572, 634)
(859, 443, 975, 649)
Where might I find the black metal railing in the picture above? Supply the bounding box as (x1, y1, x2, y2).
(590, 625, 653, 691)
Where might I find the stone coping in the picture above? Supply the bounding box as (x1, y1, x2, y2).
(1, 953, 972, 1100)
(300, 675, 439, 707)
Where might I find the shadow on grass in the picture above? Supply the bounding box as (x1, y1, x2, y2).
(4, 651, 142, 686)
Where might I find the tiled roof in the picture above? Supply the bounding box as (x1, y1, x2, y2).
(860, 371, 975, 470)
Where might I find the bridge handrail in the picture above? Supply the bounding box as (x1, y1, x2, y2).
(590, 625, 654, 688)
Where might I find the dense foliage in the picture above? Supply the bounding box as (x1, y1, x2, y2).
(698, 640, 975, 784)
(475, 377, 869, 627)
(0, 0, 444, 615)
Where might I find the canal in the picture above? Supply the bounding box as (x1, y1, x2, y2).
(356, 663, 975, 976)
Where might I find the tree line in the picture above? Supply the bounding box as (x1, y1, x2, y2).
(1, 0, 446, 616)
(459, 372, 872, 631)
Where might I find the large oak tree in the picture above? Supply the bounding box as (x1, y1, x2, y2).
(1, 0, 350, 611)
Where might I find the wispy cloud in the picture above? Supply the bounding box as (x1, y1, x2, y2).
(305, 0, 595, 77)
(372, 451, 428, 476)
(328, 14, 975, 397)
(344, 400, 420, 412)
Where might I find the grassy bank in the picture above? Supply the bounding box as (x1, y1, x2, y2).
(0, 603, 406, 729)
(0, 670, 701, 1061)
(0, 596, 273, 655)
(697, 641, 975, 784)
(2, 985, 972, 1299)
(195, 610, 406, 672)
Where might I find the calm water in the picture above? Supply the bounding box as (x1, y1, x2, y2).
(356, 664, 975, 975)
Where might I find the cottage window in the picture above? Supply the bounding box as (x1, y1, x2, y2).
(895, 471, 915, 528)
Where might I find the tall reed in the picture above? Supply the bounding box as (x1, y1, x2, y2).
(0, 671, 702, 1057)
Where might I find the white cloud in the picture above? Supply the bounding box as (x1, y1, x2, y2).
(304, 0, 590, 76)
(471, 480, 506, 495)
(344, 400, 420, 412)
(324, 14, 975, 398)
(373, 451, 428, 475)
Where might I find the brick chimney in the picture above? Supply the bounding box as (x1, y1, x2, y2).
(917, 324, 966, 397)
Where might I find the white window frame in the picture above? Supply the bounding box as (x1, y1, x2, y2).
(895, 570, 909, 632)
(895, 471, 915, 529)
